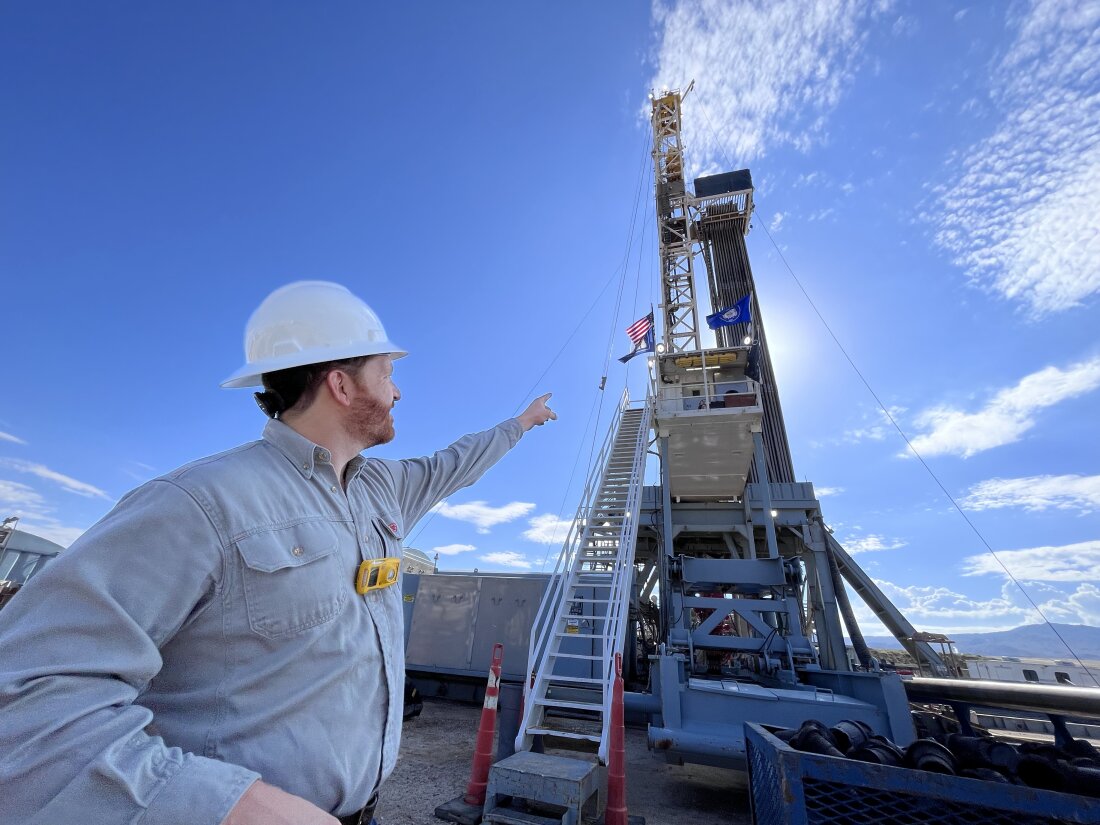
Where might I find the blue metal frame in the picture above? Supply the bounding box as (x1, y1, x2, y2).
(645, 651, 914, 770)
(745, 723, 1100, 825)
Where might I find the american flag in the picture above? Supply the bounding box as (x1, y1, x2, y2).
(625, 313, 653, 345)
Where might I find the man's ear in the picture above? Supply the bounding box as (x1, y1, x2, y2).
(324, 369, 354, 409)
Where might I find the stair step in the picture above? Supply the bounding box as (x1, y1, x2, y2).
(535, 698, 605, 711)
(484, 806, 564, 825)
(550, 652, 604, 660)
(547, 675, 604, 685)
(525, 727, 602, 742)
(559, 616, 611, 625)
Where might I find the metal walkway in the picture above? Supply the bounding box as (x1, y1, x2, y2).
(518, 392, 650, 763)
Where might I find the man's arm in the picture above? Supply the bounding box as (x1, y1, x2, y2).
(0, 481, 264, 825)
(385, 394, 556, 528)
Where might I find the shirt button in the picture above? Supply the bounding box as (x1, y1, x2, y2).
(302, 462, 309, 470)
(292, 546, 304, 556)
(330, 485, 339, 493)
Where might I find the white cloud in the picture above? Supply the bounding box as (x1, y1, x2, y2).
(907, 357, 1100, 458)
(855, 576, 1100, 635)
(842, 533, 906, 554)
(0, 479, 87, 548)
(933, 0, 1100, 314)
(815, 486, 845, 497)
(0, 459, 110, 499)
(861, 578, 1034, 633)
(962, 539, 1100, 582)
(843, 405, 905, 444)
(770, 211, 785, 232)
(649, 0, 888, 166)
(962, 474, 1100, 514)
(431, 500, 535, 534)
(891, 14, 918, 36)
(0, 430, 26, 445)
(0, 479, 46, 510)
(121, 461, 158, 483)
(522, 513, 575, 545)
(809, 405, 903, 448)
(432, 543, 476, 556)
(481, 551, 533, 570)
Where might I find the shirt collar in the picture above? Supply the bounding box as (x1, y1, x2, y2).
(345, 454, 367, 482)
(261, 418, 368, 482)
(262, 419, 333, 479)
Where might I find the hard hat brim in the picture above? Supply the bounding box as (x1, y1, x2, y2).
(220, 342, 408, 389)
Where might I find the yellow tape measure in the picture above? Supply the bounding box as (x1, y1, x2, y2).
(356, 557, 401, 594)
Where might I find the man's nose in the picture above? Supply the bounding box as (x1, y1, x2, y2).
(392, 384, 401, 402)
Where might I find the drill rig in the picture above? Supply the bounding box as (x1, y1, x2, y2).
(512, 89, 953, 778)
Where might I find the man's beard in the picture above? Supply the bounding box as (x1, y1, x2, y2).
(349, 392, 395, 448)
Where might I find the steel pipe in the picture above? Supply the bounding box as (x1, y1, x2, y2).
(905, 677, 1100, 721)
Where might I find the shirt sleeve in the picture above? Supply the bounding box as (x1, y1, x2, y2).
(382, 418, 525, 529)
(0, 479, 260, 825)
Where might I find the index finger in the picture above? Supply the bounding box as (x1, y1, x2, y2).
(536, 392, 553, 404)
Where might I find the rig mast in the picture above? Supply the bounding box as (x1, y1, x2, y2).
(651, 90, 702, 354)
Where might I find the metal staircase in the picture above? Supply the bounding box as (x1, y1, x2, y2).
(518, 392, 651, 763)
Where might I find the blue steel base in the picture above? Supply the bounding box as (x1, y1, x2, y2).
(645, 652, 914, 770)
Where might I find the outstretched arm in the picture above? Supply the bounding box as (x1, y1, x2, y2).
(383, 393, 556, 528)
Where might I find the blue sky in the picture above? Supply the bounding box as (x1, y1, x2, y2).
(2, 1, 1098, 640)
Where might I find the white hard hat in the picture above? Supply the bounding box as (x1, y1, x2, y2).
(221, 281, 407, 389)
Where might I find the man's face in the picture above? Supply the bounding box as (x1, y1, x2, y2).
(347, 355, 401, 448)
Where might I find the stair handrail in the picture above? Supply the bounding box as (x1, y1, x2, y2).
(523, 390, 632, 712)
(595, 398, 651, 761)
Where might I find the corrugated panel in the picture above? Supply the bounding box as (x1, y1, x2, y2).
(698, 196, 797, 484)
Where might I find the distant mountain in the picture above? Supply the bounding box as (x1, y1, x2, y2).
(860, 623, 1100, 662)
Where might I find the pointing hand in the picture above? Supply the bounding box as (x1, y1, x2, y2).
(518, 393, 558, 432)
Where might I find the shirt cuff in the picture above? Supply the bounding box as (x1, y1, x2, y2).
(144, 753, 259, 825)
(503, 418, 525, 444)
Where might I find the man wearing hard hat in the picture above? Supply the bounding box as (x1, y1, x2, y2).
(0, 281, 556, 825)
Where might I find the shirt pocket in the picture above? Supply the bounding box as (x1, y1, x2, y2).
(370, 513, 405, 561)
(236, 520, 347, 638)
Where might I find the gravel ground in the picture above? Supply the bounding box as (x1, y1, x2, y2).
(376, 698, 752, 825)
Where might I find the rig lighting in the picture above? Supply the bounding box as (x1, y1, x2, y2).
(656, 343, 666, 353)
(770, 509, 779, 518)
(743, 336, 753, 345)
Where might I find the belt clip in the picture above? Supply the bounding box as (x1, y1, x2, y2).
(356, 557, 400, 595)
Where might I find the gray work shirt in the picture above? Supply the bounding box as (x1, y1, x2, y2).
(0, 417, 524, 824)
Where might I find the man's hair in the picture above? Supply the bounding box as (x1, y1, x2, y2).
(259, 355, 371, 417)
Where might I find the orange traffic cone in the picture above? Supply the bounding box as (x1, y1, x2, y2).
(435, 643, 505, 825)
(464, 643, 505, 805)
(605, 652, 628, 825)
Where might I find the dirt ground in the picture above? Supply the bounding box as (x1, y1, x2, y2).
(376, 698, 752, 825)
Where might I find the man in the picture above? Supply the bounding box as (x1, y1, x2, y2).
(0, 281, 556, 824)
